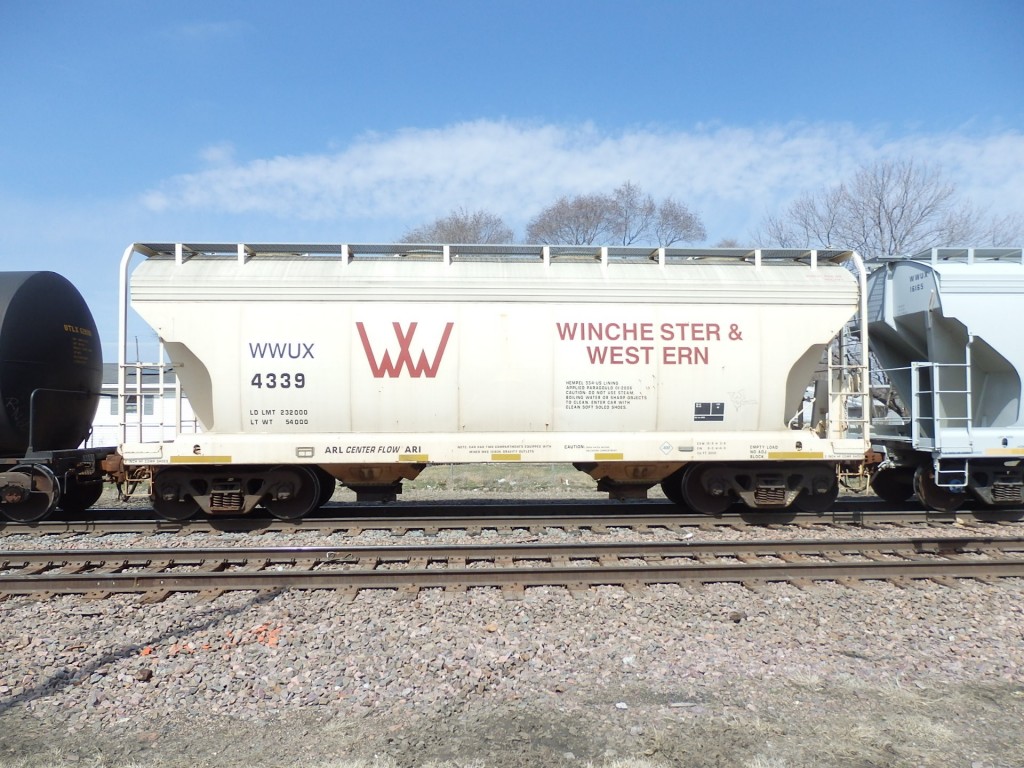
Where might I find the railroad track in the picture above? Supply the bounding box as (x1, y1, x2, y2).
(3, 500, 1023, 538)
(3, 535, 1024, 600)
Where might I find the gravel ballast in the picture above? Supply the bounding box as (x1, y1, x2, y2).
(2, 474, 1023, 768)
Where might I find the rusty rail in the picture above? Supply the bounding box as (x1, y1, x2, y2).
(3, 501, 1022, 538)
(3, 536, 1023, 598)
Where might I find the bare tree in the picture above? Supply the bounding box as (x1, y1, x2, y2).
(655, 198, 706, 246)
(525, 194, 613, 245)
(527, 183, 705, 246)
(762, 185, 847, 249)
(610, 182, 656, 245)
(402, 207, 514, 243)
(979, 210, 1024, 245)
(757, 158, 1021, 256)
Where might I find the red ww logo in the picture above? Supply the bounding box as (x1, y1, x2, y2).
(356, 322, 454, 378)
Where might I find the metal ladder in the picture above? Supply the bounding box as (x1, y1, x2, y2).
(826, 327, 870, 441)
(911, 360, 972, 488)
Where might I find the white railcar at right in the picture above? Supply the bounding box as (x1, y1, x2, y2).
(866, 247, 1024, 512)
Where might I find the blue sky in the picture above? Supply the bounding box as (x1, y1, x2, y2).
(2, 0, 1022, 356)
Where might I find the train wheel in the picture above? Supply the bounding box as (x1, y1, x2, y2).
(680, 464, 732, 515)
(312, 467, 337, 508)
(870, 468, 916, 503)
(58, 479, 105, 514)
(263, 466, 321, 520)
(793, 477, 839, 513)
(152, 470, 201, 521)
(913, 465, 964, 513)
(1, 465, 59, 522)
(659, 469, 686, 506)
(153, 496, 201, 521)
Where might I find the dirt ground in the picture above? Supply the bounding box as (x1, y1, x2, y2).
(2, 674, 1023, 767)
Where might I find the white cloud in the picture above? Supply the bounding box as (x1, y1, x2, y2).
(198, 142, 237, 167)
(141, 120, 1024, 242)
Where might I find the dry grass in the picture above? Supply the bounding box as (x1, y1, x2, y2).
(404, 462, 599, 493)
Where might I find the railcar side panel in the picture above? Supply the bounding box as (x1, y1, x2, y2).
(124, 252, 863, 468)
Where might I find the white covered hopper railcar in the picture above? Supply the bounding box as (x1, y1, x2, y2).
(117, 243, 870, 520)
(867, 247, 1024, 512)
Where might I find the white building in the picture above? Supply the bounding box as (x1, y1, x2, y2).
(88, 362, 199, 449)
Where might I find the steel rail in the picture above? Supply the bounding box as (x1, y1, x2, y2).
(4, 535, 1024, 564)
(3, 505, 1021, 537)
(2, 558, 1024, 595)
(2, 536, 1023, 596)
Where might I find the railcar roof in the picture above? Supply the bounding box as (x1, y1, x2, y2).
(866, 247, 1024, 294)
(866, 247, 1023, 268)
(128, 242, 856, 267)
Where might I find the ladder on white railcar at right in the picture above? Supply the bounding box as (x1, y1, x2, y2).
(910, 360, 972, 487)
